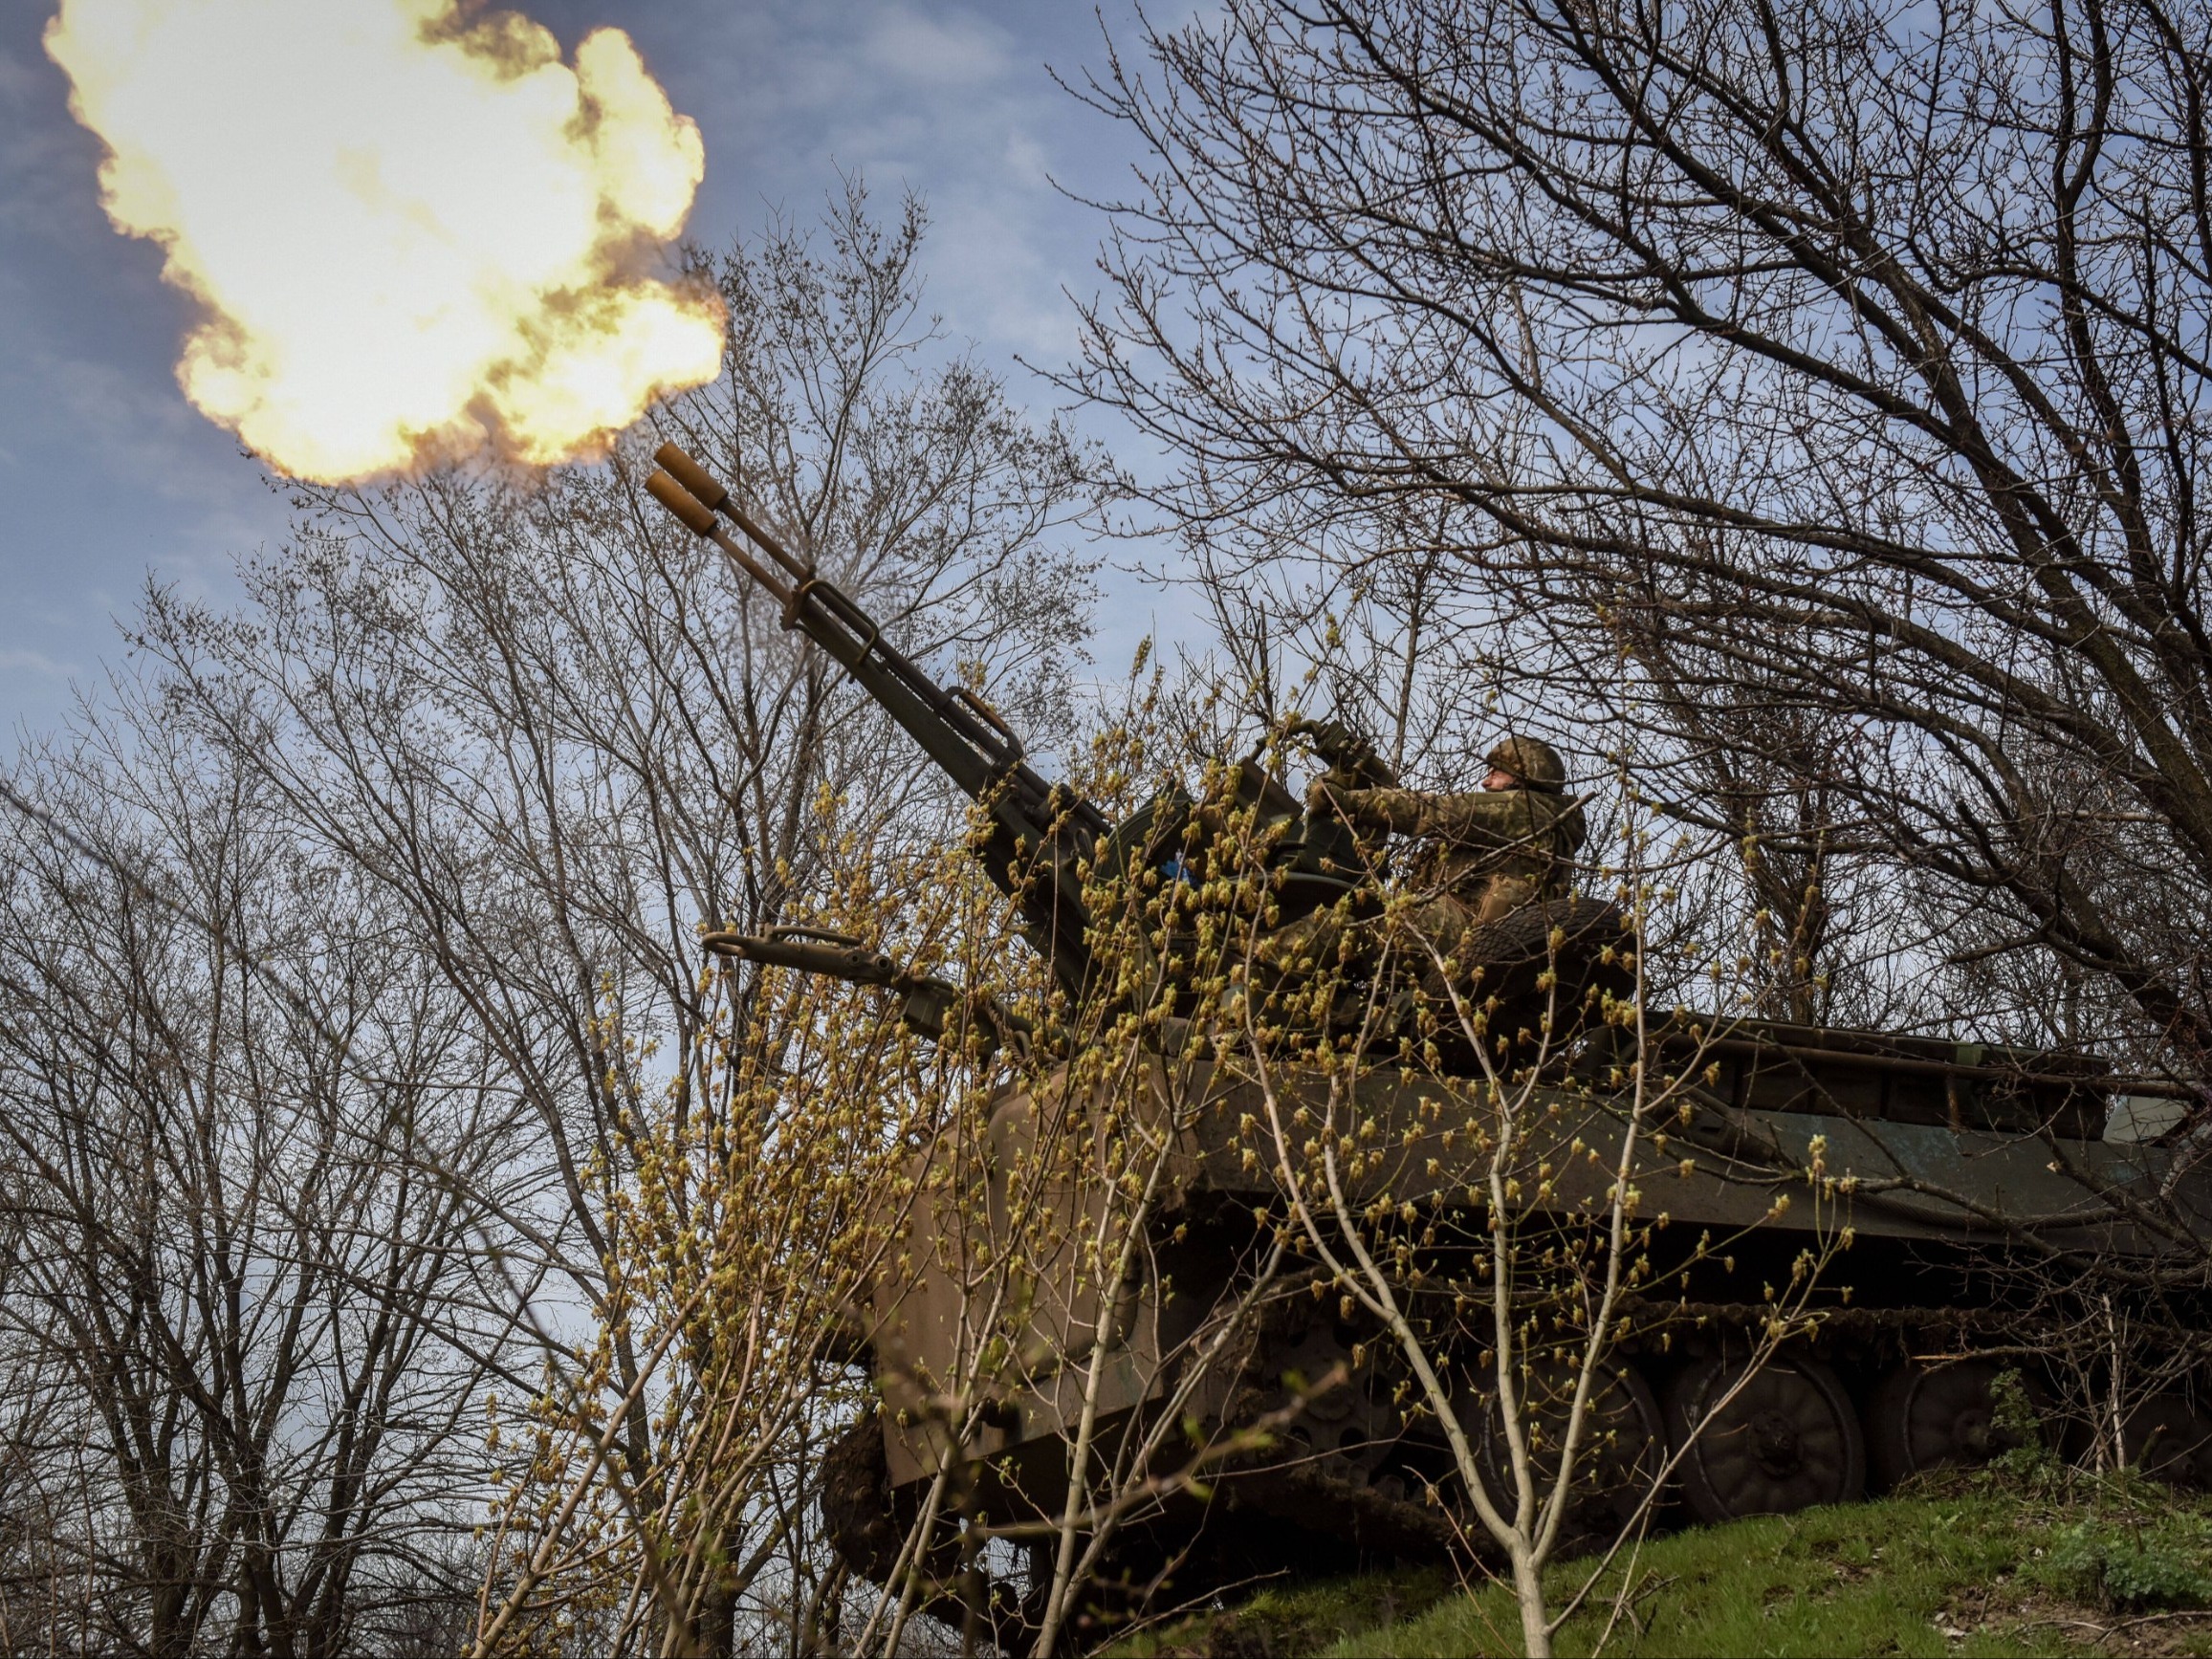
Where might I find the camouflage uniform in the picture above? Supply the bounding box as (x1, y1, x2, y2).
(1258, 735, 1584, 978)
(1334, 779, 1584, 928)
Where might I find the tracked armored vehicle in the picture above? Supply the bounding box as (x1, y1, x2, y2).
(646, 447, 2212, 1626)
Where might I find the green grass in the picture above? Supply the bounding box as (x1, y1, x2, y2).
(1113, 1479, 2212, 1658)
(1106, 1568, 1454, 1658)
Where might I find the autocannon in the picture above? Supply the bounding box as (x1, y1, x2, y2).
(645, 446, 2212, 1631)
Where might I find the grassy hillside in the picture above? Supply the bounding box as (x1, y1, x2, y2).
(1110, 1475, 2212, 1658)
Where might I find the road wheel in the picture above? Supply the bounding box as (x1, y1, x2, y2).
(1868, 1360, 2046, 1488)
(2120, 1394, 2212, 1488)
(1668, 1349, 1865, 1523)
(1261, 1317, 1405, 1482)
(819, 1408, 905, 1583)
(1433, 1357, 1666, 1538)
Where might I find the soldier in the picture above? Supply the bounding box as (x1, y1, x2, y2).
(1316, 733, 1585, 929)
(1258, 731, 1585, 983)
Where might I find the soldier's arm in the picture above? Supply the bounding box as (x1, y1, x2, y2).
(1337, 787, 1561, 847)
(1324, 784, 1424, 835)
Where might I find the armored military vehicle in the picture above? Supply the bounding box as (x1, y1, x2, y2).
(646, 447, 2212, 1626)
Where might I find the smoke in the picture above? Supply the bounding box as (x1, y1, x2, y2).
(46, 0, 726, 482)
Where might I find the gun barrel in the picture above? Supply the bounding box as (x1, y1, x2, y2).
(649, 448, 1106, 994)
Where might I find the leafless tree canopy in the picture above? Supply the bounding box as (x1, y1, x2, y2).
(1071, 0, 2212, 1063)
(0, 710, 525, 1654)
(0, 190, 1104, 1656)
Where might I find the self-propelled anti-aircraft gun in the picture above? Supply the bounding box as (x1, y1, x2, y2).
(647, 442, 1588, 1025)
(645, 447, 2212, 1630)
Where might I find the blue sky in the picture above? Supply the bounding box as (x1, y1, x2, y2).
(0, 1, 1185, 738)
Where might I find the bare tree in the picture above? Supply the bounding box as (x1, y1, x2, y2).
(1038, 9, 2212, 1639)
(1071, 0, 2212, 1081)
(0, 700, 527, 1656)
(120, 186, 1102, 1656)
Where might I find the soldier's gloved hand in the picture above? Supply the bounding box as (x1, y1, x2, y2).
(1287, 716, 1398, 790)
(1310, 720, 1361, 764)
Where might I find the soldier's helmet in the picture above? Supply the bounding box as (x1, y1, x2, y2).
(1485, 734, 1568, 793)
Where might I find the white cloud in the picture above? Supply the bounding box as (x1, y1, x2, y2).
(1002, 126, 1049, 187)
(861, 5, 1014, 89)
(0, 647, 75, 678)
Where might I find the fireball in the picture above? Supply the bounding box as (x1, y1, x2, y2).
(46, 0, 726, 482)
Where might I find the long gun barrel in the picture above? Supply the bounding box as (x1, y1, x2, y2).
(647, 446, 1106, 996)
(704, 925, 1035, 1055)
